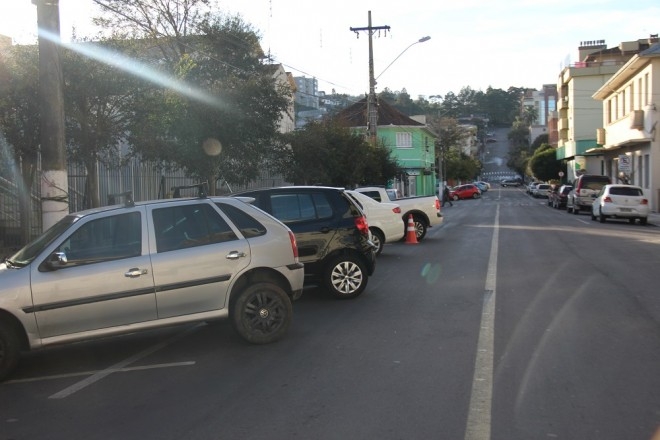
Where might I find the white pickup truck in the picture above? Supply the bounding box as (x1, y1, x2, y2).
(354, 187, 443, 241)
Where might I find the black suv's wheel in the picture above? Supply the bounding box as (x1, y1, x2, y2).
(324, 255, 368, 299)
(370, 229, 385, 255)
(230, 282, 292, 344)
(0, 321, 20, 382)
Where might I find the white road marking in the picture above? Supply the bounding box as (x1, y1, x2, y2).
(5, 362, 195, 385)
(464, 204, 499, 440)
(49, 323, 203, 399)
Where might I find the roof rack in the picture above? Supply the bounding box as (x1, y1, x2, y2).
(108, 191, 135, 207)
(171, 182, 208, 199)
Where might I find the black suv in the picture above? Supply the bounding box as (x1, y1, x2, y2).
(234, 186, 376, 299)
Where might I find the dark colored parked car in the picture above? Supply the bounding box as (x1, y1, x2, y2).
(548, 184, 572, 209)
(233, 186, 377, 299)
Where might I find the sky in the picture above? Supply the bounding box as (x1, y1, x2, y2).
(1, 0, 659, 99)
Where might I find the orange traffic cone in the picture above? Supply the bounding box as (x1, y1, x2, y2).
(405, 214, 418, 244)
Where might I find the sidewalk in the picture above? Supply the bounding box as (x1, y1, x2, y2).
(648, 212, 660, 226)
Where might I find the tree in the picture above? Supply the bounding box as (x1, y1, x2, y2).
(92, 1, 292, 193)
(506, 117, 532, 179)
(529, 144, 565, 182)
(427, 117, 482, 183)
(0, 45, 41, 243)
(62, 39, 141, 208)
(271, 120, 400, 187)
(522, 104, 539, 126)
(530, 133, 549, 152)
(91, 0, 214, 64)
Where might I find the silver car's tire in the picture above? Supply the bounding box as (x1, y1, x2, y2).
(230, 282, 292, 344)
(323, 255, 368, 299)
(599, 209, 606, 223)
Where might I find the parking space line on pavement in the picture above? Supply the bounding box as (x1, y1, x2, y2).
(49, 323, 204, 399)
(464, 204, 499, 440)
(5, 362, 195, 385)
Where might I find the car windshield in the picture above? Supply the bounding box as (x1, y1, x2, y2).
(6, 215, 78, 267)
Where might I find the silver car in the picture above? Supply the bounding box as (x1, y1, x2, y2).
(0, 193, 304, 381)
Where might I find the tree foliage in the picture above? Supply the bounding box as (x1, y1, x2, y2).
(91, 2, 291, 192)
(0, 45, 41, 242)
(530, 133, 549, 152)
(529, 144, 565, 182)
(62, 39, 142, 207)
(271, 120, 400, 187)
(427, 117, 481, 183)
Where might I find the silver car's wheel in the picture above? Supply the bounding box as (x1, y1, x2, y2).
(599, 208, 606, 223)
(324, 255, 368, 299)
(230, 282, 292, 344)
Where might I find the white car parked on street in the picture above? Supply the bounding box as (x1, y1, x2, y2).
(591, 184, 650, 225)
(346, 190, 404, 255)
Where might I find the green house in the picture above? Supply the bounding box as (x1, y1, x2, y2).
(335, 98, 437, 196)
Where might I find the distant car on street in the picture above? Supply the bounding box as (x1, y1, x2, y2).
(532, 183, 551, 198)
(501, 179, 521, 187)
(473, 181, 490, 192)
(450, 184, 481, 200)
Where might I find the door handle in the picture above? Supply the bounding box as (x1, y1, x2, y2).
(226, 251, 247, 260)
(125, 268, 148, 278)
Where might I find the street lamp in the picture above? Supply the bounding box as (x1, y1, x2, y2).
(375, 36, 431, 81)
(368, 36, 431, 142)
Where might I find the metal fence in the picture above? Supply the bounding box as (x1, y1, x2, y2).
(0, 157, 289, 255)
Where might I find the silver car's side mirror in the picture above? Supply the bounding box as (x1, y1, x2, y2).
(47, 251, 69, 270)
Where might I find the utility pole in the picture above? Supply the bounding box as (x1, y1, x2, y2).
(33, 0, 69, 229)
(350, 11, 389, 145)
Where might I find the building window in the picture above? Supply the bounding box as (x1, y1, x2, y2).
(396, 132, 413, 148)
(622, 89, 627, 116)
(644, 154, 649, 188)
(614, 95, 619, 120)
(629, 82, 635, 111)
(644, 73, 649, 105)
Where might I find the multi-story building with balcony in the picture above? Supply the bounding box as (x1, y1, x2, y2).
(556, 36, 658, 183)
(592, 42, 660, 212)
(522, 85, 558, 146)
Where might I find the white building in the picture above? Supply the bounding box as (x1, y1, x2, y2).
(592, 42, 660, 212)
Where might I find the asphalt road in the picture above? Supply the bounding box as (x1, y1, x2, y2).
(2, 181, 660, 438)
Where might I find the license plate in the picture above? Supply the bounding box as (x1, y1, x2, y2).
(620, 208, 632, 212)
